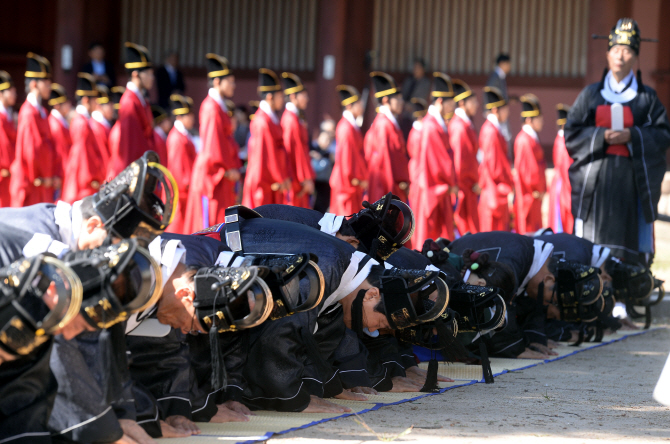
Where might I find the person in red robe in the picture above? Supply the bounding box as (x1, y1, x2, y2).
(151, 105, 171, 164)
(449, 79, 480, 235)
(478, 87, 513, 232)
(0, 71, 17, 207)
(107, 42, 155, 179)
(364, 72, 409, 202)
(407, 97, 428, 210)
(10, 52, 61, 206)
(281, 72, 315, 208)
(90, 85, 114, 161)
(548, 104, 573, 233)
(514, 94, 546, 234)
(412, 72, 459, 248)
(184, 53, 242, 231)
(329, 85, 367, 215)
(165, 94, 197, 234)
(61, 73, 107, 203)
(242, 68, 291, 208)
(47, 83, 71, 181)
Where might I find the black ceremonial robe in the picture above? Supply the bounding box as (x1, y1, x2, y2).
(565, 73, 670, 264)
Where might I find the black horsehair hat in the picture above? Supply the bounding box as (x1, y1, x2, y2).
(282, 72, 305, 96)
(76, 73, 99, 98)
(26, 52, 52, 79)
(592, 18, 658, 55)
(124, 42, 152, 71)
(483, 86, 506, 109)
(0, 71, 14, 92)
(432, 72, 454, 98)
(48, 83, 68, 107)
(206, 53, 232, 78)
(452, 79, 473, 103)
(170, 94, 194, 116)
(370, 71, 400, 99)
(556, 104, 570, 126)
(337, 85, 360, 107)
(520, 93, 541, 118)
(258, 68, 282, 94)
(410, 98, 428, 119)
(110, 86, 125, 110)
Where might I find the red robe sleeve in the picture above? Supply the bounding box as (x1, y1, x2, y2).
(153, 131, 168, 166)
(513, 131, 546, 232)
(366, 114, 409, 202)
(448, 116, 479, 192)
(329, 118, 366, 214)
(282, 110, 315, 185)
(0, 113, 16, 206)
(166, 128, 197, 234)
(90, 119, 110, 164)
(199, 98, 240, 198)
(62, 113, 106, 203)
(478, 121, 513, 210)
(48, 115, 70, 180)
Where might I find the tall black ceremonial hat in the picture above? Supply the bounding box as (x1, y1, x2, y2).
(124, 42, 152, 71)
(170, 94, 194, 116)
(609, 18, 642, 55)
(370, 71, 400, 99)
(63, 239, 162, 328)
(556, 103, 570, 126)
(257, 68, 282, 94)
(410, 98, 428, 119)
(431, 72, 454, 98)
(97, 85, 110, 104)
(281, 72, 305, 95)
(452, 79, 473, 103)
(151, 105, 169, 125)
(206, 53, 232, 78)
(25, 52, 52, 79)
(110, 86, 125, 110)
(93, 151, 178, 243)
(75, 73, 99, 98)
(520, 93, 541, 118)
(337, 85, 360, 107)
(0, 253, 83, 357)
(48, 83, 68, 106)
(483, 86, 506, 109)
(0, 71, 14, 92)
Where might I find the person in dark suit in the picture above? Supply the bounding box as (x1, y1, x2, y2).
(486, 53, 511, 101)
(80, 42, 116, 88)
(156, 51, 186, 109)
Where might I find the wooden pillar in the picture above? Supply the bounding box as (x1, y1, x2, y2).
(52, 0, 86, 97)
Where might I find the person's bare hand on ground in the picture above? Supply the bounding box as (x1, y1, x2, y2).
(221, 400, 255, 416)
(517, 347, 551, 360)
(158, 420, 192, 438)
(547, 339, 560, 349)
(350, 386, 378, 395)
(619, 317, 640, 330)
(116, 419, 156, 444)
(211, 404, 249, 423)
(163, 415, 200, 435)
(303, 395, 351, 413)
(530, 342, 558, 356)
(334, 389, 368, 401)
(405, 365, 454, 383)
(389, 376, 423, 392)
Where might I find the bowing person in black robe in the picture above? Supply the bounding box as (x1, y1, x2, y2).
(449, 232, 556, 359)
(566, 18, 670, 265)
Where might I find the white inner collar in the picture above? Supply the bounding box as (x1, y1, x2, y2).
(50, 108, 69, 129)
(342, 110, 359, 130)
(522, 124, 539, 142)
(27, 92, 44, 117)
(208, 87, 227, 112)
(0, 102, 10, 121)
(174, 119, 192, 139)
(126, 81, 146, 106)
(285, 101, 300, 116)
(259, 100, 279, 125)
(379, 105, 400, 130)
(601, 70, 638, 104)
(154, 126, 167, 141)
(76, 104, 90, 120)
(486, 113, 500, 130)
(454, 107, 471, 124)
(495, 66, 507, 80)
(428, 104, 447, 131)
(92, 110, 111, 128)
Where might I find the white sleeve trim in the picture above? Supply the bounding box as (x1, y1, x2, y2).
(318, 213, 345, 237)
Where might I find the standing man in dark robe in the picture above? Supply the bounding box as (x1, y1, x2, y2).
(365, 72, 409, 203)
(330, 85, 367, 215)
(449, 79, 480, 235)
(11, 53, 61, 207)
(281, 72, 315, 208)
(107, 42, 155, 178)
(549, 104, 573, 233)
(0, 71, 17, 207)
(565, 18, 670, 265)
(243, 68, 291, 207)
(412, 72, 458, 247)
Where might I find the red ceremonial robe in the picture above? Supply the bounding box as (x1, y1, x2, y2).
(166, 124, 197, 234)
(478, 119, 513, 232)
(184, 94, 242, 231)
(364, 111, 409, 202)
(448, 113, 480, 235)
(407, 121, 422, 210)
(107, 87, 154, 179)
(513, 128, 546, 234)
(0, 110, 16, 207)
(281, 107, 315, 208)
(152, 129, 169, 166)
(548, 130, 573, 233)
(329, 114, 367, 215)
(90, 113, 111, 162)
(48, 112, 70, 179)
(10, 98, 59, 206)
(412, 113, 457, 248)
(61, 111, 107, 203)
(242, 106, 289, 208)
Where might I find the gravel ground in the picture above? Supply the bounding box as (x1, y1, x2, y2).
(270, 328, 670, 443)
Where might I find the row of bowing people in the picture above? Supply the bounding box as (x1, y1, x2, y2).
(0, 151, 660, 444)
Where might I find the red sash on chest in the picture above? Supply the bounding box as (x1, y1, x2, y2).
(595, 104, 633, 157)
